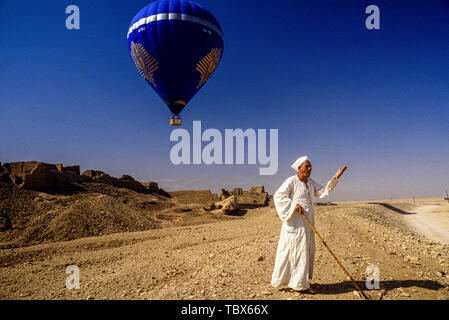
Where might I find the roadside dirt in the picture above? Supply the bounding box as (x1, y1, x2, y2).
(0, 198, 448, 300)
(403, 205, 449, 245)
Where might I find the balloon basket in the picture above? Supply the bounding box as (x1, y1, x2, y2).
(170, 116, 182, 126)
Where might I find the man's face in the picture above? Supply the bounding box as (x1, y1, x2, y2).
(298, 160, 312, 178)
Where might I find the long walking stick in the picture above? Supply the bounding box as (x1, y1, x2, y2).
(298, 209, 369, 300)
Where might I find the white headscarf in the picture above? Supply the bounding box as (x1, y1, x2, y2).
(291, 155, 309, 171)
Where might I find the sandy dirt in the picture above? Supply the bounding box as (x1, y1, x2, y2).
(403, 204, 449, 245)
(0, 198, 448, 300)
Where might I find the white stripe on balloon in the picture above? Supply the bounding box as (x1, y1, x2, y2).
(127, 13, 223, 39)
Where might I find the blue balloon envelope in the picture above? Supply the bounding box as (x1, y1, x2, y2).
(127, 0, 224, 124)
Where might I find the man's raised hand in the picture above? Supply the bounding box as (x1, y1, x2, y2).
(334, 165, 347, 179)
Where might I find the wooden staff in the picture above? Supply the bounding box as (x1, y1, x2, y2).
(297, 209, 370, 300)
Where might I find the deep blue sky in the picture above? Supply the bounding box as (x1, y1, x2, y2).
(1, 0, 448, 200)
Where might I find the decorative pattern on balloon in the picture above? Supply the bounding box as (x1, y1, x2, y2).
(196, 48, 222, 89)
(130, 41, 159, 88)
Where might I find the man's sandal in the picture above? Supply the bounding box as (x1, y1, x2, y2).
(299, 287, 317, 294)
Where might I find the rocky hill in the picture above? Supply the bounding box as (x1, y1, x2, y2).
(0, 161, 270, 248)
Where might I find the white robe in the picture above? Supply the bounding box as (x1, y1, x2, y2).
(271, 175, 338, 291)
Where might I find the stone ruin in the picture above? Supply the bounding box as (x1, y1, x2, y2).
(217, 185, 269, 206)
(204, 185, 270, 214)
(0, 161, 169, 196)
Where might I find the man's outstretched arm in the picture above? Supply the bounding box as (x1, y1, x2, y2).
(316, 165, 347, 199)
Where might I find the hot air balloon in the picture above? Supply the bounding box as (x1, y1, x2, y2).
(127, 0, 224, 126)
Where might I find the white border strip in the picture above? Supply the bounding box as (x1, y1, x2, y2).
(127, 13, 223, 39)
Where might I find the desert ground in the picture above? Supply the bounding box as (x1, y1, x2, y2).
(1, 172, 448, 300)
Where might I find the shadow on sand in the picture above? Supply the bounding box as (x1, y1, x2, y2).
(225, 204, 269, 216)
(34, 184, 87, 196)
(368, 202, 415, 215)
(239, 204, 268, 210)
(298, 279, 446, 296)
(225, 209, 248, 217)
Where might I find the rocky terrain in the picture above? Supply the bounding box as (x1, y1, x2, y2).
(0, 161, 268, 248)
(0, 162, 448, 300)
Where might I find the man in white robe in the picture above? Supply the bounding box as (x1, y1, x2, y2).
(271, 156, 347, 293)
